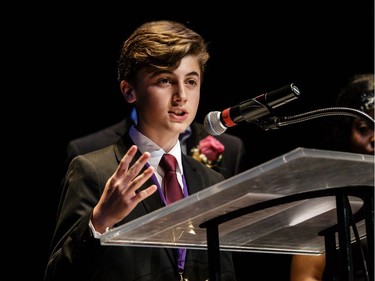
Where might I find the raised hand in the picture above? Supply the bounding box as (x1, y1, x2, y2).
(92, 145, 157, 233)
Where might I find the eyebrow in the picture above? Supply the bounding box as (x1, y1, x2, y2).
(185, 71, 200, 78)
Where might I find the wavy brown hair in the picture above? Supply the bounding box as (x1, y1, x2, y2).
(117, 20, 210, 85)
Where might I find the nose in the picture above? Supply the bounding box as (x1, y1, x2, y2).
(172, 83, 187, 104)
(370, 133, 374, 151)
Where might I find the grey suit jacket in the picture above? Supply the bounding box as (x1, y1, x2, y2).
(46, 133, 237, 281)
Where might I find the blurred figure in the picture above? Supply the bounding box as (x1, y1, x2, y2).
(290, 73, 374, 281)
(62, 109, 246, 180)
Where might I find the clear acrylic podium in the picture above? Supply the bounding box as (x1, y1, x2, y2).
(101, 147, 374, 281)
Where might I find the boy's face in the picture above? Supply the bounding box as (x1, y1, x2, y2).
(132, 55, 201, 142)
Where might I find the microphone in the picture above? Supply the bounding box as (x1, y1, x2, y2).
(204, 83, 301, 135)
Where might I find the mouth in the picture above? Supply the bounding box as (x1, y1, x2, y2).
(169, 109, 187, 116)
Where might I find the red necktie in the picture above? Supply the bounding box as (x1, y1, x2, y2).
(160, 154, 184, 204)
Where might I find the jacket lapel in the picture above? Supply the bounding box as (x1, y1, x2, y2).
(114, 133, 178, 266)
(181, 154, 206, 195)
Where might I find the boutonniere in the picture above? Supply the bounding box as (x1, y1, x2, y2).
(191, 135, 224, 168)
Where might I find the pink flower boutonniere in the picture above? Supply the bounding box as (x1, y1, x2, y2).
(191, 135, 225, 168)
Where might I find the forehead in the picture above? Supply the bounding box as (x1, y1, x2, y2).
(367, 109, 374, 119)
(137, 56, 201, 79)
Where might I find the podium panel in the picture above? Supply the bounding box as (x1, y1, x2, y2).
(101, 147, 374, 255)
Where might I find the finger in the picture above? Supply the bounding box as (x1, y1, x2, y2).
(114, 145, 140, 178)
(133, 184, 158, 204)
(125, 165, 155, 196)
(125, 151, 151, 181)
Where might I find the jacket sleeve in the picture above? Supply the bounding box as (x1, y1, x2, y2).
(45, 155, 111, 281)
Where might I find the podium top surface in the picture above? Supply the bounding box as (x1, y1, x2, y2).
(101, 147, 374, 255)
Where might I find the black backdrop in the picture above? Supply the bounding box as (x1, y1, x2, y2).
(12, 2, 373, 280)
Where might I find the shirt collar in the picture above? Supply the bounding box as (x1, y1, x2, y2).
(129, 125, 183, 175)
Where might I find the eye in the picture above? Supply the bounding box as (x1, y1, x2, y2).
(354, 120, 373, 135)
(358, 124, 371, 134)
(186, 79, 198, 87)
(159, 77, 172, 85)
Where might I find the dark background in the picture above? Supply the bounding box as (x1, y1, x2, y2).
(9, 2, 373, 280)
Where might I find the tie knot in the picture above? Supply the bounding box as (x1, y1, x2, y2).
(160, 154, 177, 172)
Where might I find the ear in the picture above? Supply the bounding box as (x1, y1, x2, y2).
(120, 80, 136, 103)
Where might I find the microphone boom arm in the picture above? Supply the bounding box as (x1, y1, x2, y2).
(257, 107, 375, 131)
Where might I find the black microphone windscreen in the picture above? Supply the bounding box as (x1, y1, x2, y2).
(204, 111, 227, 135)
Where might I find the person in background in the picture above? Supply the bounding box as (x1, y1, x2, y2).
(62, 109, 246, 180)
(45, 20, 238, 281)
(290, 73, 374, 281)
